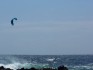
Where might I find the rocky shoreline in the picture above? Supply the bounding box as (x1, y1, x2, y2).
(0, 65, 68, 70)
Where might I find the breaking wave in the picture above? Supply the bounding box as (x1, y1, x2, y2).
(0, 62, 49, 70)
(0, 55, 93, 70)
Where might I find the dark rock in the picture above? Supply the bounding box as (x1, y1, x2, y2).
(58, 65, 68, 70)
(43, 68, 57, 70)
(0, 66, 5, 70)
(30, 67, 37, 70)
(43, 68, 52, 70)
(0, 65, 68, 70)
(17, 67, 37, 70)
(17, 68, 25, 70)
(6, 68, 13, 70)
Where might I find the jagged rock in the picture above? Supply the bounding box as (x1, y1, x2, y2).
(58, 65, 68, 70)
(0, 65, 68, 70)
(6, 68, 13, 70)
(0, 66, 5, 70)
(30, 67, 37, 70)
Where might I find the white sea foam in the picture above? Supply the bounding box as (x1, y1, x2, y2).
(0, 63, 21, 70)
(0, 62, 49, 70)
(46, 58, 55, 62)
(68, 65, 93, 70)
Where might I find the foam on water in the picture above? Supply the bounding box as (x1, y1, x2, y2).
(0, 55, 93, 70)
(46, 58, 55, 62)
(0, 62, 49, 70)
(0, 63, 22, 70)
(68, 64, 93, 70)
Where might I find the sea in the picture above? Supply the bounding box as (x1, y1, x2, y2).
(0, 55, 93, 70)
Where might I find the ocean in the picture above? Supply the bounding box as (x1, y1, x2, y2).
(0, 55, 93, 70)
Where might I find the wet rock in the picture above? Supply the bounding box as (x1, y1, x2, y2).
(58, 65, 68, 70)
(0, 66, 13, 70)
(0, 65, 68, 70)
(6, 68, 13, 70)
(30, 67, 37, 70)
(0, 66, 5, 70)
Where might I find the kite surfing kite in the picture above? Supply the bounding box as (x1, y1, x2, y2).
(11, 18, 17, 26)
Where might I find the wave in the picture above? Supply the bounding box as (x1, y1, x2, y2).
(0, 63, 93, 70)
(68, 64, 93, 70)
(0, 62, 49, 70)
(46, 58, 55, 62)
(0, 55, 93, 70)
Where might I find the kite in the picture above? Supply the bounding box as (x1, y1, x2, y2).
(11, 18, 17, 26)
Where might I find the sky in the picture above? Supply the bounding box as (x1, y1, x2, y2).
(0, 0, 93, 55)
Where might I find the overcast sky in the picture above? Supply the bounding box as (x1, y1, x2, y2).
(0, 0, 93, 55)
